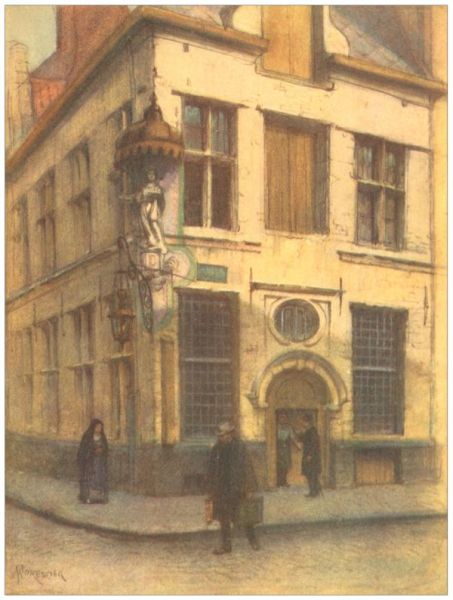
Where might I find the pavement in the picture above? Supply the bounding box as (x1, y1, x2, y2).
(6, 469, 447, 539)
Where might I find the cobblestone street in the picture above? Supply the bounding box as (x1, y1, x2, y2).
(6, 505, 446, 595)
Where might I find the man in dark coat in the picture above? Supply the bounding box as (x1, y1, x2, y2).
(206, 421, 260, 554)
(299, 413, 321, 497)
(77, 418, 109, 504)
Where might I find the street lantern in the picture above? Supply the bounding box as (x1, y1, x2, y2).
(108, 270, 135, 345)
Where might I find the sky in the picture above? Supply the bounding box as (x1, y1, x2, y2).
(5, 5, 137, 71)
(5, 6, 57, 70)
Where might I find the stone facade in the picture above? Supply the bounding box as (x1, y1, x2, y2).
(6, 7, 446, 496)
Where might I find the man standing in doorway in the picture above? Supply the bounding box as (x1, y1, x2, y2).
(206, 421, 260, 554)
(299, 413, 321, 497)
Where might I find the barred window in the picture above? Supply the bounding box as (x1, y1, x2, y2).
(179, 292, 236, 438)
(352, 306, 406, 434)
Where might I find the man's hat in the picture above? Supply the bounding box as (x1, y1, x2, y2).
(217, 421, 235, 436)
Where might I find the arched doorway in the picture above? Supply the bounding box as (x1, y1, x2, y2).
(266, 369, 331, 489)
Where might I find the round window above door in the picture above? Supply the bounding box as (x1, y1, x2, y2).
(273, 300, 320, 343)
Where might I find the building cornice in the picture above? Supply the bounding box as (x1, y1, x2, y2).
(6, 7, 267, 176)
(328, 53, 447, 97)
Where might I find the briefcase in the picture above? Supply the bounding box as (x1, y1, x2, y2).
(238, 495, 264, 527)
(205, 498, 214, 524)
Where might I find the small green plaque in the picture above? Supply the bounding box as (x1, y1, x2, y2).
(197, 263, 228, 283)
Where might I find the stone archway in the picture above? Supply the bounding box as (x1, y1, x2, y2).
(266, 368, 332, 488)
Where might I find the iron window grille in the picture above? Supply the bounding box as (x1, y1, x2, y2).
(355, 136, 406, 250)
(179, 292, 236, 438)
(183, 99, 236, 231)
(351, 305, 407, 434)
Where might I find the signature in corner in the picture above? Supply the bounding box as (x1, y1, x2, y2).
(15, 564, 67, 586)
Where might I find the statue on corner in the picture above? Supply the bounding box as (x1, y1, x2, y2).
(128, 167, 168, 255)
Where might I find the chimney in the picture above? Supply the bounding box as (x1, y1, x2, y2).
(6, 41, 33, 151)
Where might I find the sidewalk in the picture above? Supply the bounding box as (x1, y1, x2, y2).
(6, 469, 447, 539)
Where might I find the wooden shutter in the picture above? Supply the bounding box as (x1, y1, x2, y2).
(265, 123, 290, 232)
(263, 6, 313, 80)
(266, 122, 316, 234)
(355, 449, 397, 485)
(290, 127, 315, 233)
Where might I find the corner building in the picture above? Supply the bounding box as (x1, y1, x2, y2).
(6, 6, 446, 495)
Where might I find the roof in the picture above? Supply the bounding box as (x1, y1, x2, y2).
(330, 6, 431, 77)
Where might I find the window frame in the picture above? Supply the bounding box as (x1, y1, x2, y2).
(182, 97, 237, 232)
(354, 136, 406, 250)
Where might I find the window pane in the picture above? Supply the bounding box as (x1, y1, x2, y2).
(211, 162, 232, 230)
(356, 140, 379, 181)
(184, 160, 204, 226)
(385, 144, 405, 188)
(184, 104, 205, 150)
(211, 109, 231, 154)
(384, 191, 403, 248)
(357, 187, 378, 244)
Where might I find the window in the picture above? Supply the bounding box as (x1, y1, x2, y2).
(71, 303, 95, 426)
(274, 300, 320, 342)
(13, 328, 34, 429)
(36, 171, 56, 275)
(265, 115, 328, 234)
(355, 136, 405, 249)
(110, 357, 134, 441)
(111, 102, 133, 236)
(352, 305, 406, 434)
(183, 100, 236, 230)
(179, 292, 236, 438)
(38, 318, 59, 433)
(69, 144, 91, 255)
(13, 195, 31, 286)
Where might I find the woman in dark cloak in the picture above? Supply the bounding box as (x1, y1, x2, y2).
(77, 418, 109, 504)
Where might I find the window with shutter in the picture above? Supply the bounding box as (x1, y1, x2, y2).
(265, 116, 328, 234)
(263, 6, 313, 80)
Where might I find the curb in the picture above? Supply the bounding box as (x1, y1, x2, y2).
(7, 496, 447, 542)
